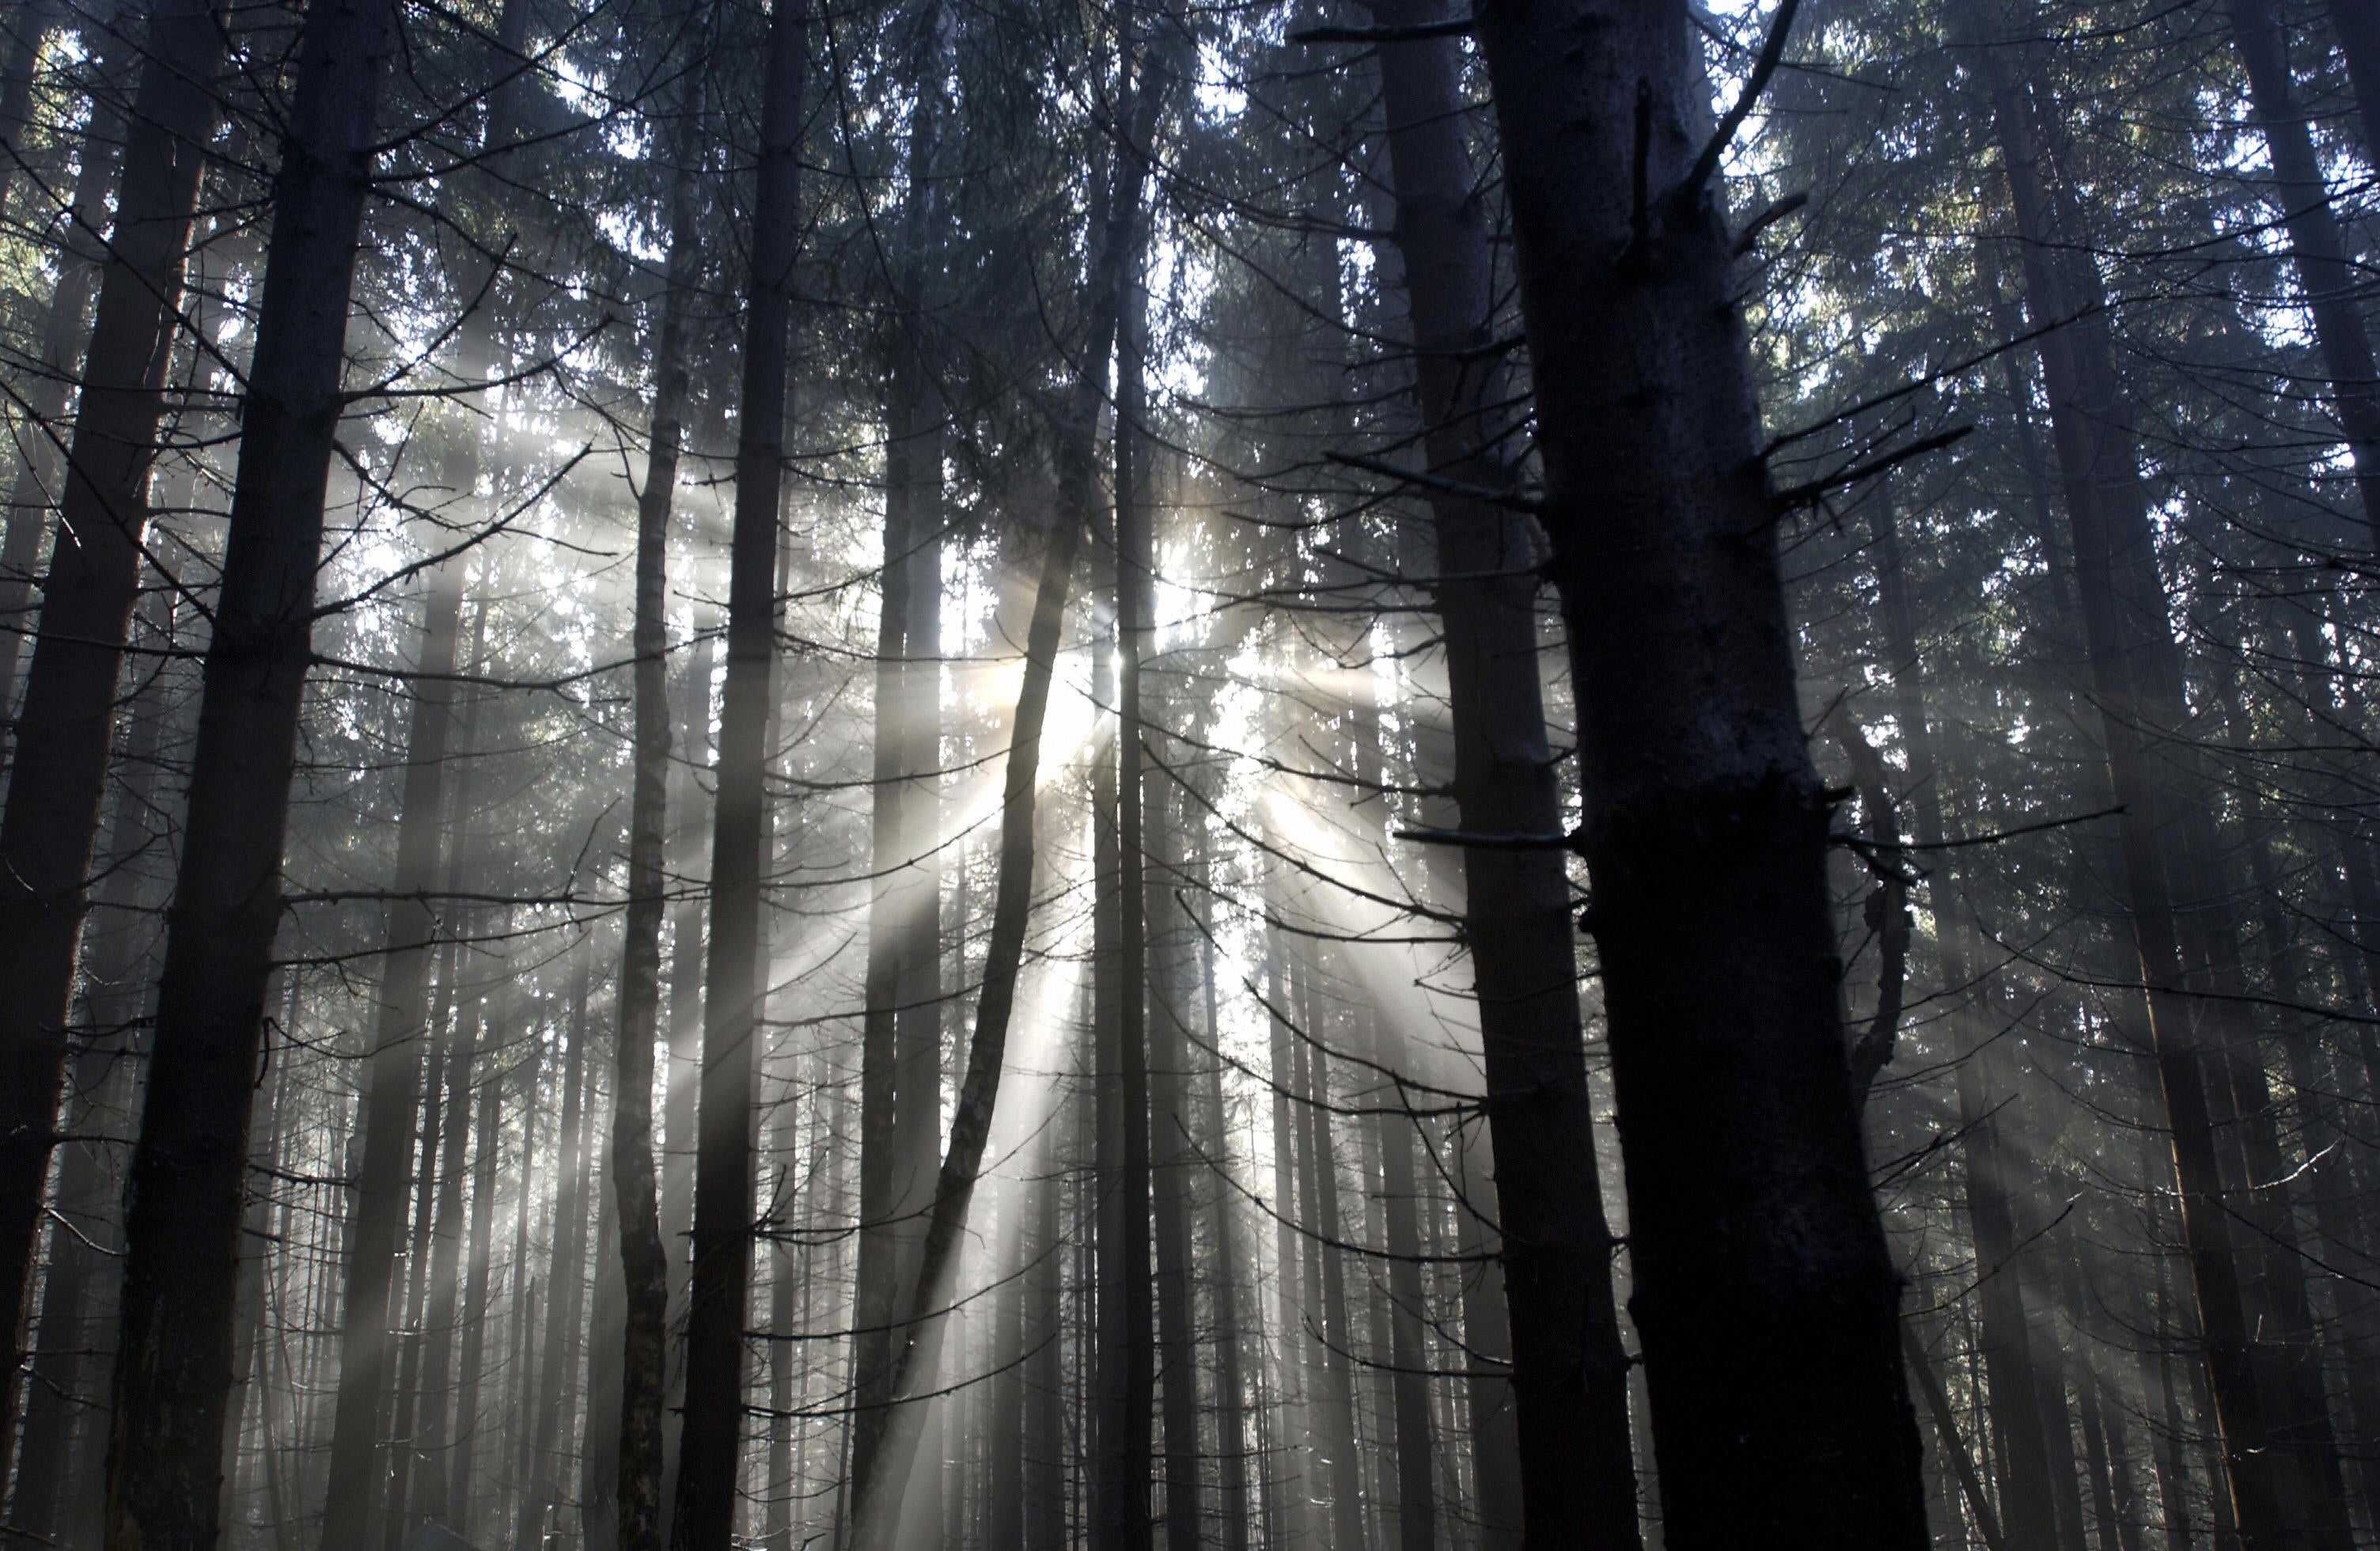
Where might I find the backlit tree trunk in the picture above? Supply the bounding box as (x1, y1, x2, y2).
(102, 0, 400, 1534)
(1461, 1, 1928, 1541)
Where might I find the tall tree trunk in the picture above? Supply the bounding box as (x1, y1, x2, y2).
(0, 0, 132, 739)
(1192, 884, 1251, 1551)
(2329, 0, 2380, 159)
(2223, 0, 2380, 544)
(612, 14, 711, 1546)
(318, 542, 469, 1551)
(415, 1001, 480, 1530)
(658, 605, 717, 1538)
(1116, 251, 1188, 1551)
(1866, 488, 2067, 1551)
(522, 980, 596, 1551)
(6, 575, 172, 1540)
(669, 0, 805, 1538)
(0, 0, 229, 1463)
(1969, 13, 2357, 1547)
(1455, 1, 1928, 1542)
(0, 0, 59, 226)
(1292, 961, 1368, 1551)
(1355, 10, 1639, 1543)
(451, 1030, 508, 1542)
(843, 36, 1169, 1549)
(1260, 908, 1313, 1551)
(101, 0, 399, 1535)
(381, 1026, 452, 1551)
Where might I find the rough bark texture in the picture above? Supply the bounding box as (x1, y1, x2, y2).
(101, 0, 396, 1536)
(667, 0, 804, 1540)
(0, 0, 227, 1461)
(1461, 1, 1927, 1543)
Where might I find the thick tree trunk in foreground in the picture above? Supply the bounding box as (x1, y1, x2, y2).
(1360, 2, 1640, 1542)
(101, 0, 397, 1536)
(669, 0, 805, 1540)
(1461, 2, 1927, 1542)
(0, 0, 228, 1462)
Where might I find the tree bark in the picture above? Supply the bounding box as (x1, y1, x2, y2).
(668, 0, 805, 1539)
(1457, 2, 1927, 1542)
(0, 0, 229, 1466)
(101, 0, 398, 1535)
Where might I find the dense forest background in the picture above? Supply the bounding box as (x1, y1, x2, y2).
(0, 0, 2371, 1548)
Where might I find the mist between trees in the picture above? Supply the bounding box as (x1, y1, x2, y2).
(2, 0, 2377, 1549)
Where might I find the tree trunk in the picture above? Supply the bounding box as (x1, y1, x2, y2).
(1969, 13, 2356, 1546)
(669, 0, 805, 1538)
(528, 982, 599, 1551)
(612, 13, 710, 1545)
(1192, 883, 1252, 1551)
(2223, 0, 2380, 544)
(1356, 10, 1643, 1545)
(320, 552, 468, 1551)
(0, 0, 59, 226)
(0, 0, 229, 1463)
(843, 36, 1167, 1549)
(1456, 1, 1927, 1542)
(450, 1030, 507, 1542)
(2329, 0, 2380, 157)
(1866, 488, 2066, 1551)
(0, 0, 132, 741)
(102, 0, 398, 1534)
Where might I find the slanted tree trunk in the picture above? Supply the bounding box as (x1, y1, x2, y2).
(2223, 0, 2380, 544)
(0, 0, 230, 1463)
(1968, 13, 2356, 1546)
(669, 0, 805, 1539)
(0, 0, 132, 737)
(843, 36, 1168, 1550)
(1456, 1, 1928, 1542)
(101, 0, 399, 1534)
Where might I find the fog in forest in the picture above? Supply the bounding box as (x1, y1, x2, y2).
(0, 0, 2371, 1549)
